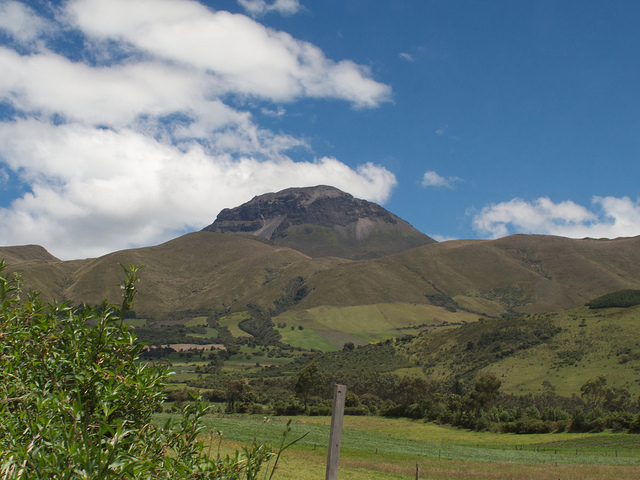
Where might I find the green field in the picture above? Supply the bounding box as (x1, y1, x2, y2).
(185, 316, 209, 326)
(154, 413, 640, 480)
(274, 303, 483, 351)
(219, 311, 252, 337)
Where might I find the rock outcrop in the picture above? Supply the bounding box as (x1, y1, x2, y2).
(202, 185, 435, 259)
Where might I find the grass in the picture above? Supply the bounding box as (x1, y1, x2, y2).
(124, 317, 148, 327)
(277, 323, 340, 351)
(274, 303, 482, 351)
(492, 306, 640, 396)
(187, 327, 219, 339)
(219, 311, 251, 337)
(154, 413, 640, 479)
(407, 304, 640, 397)
(185, 316, 209, 326)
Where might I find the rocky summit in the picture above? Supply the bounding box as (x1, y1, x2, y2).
(202, 185, 435, 259)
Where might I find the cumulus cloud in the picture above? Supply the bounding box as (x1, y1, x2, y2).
(473, 196, 640, 239)
(0, 1, 54, 45)
(0, 0, 395, 259)
(421, 170, 461, 189)
(66, 0, 390, 108)
(238, 0, 302, 17)
(0, 119, 396, 259)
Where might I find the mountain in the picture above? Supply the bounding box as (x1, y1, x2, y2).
(1, 232, 341, 320)
(2, 231, 640, 323)
(202, 185, 435, 259)
(2, 186, 640, 337)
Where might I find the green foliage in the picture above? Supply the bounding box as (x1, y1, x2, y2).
(588, 289, 640, 309)
(272, 276, 308, 314)
(294, 362, 323, 411)
(0, 261, 276, 479)
(425, 293, 459, 312)
(239, 304, 281, 344)
(407, 314, 562, 382)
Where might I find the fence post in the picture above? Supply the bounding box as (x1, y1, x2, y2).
(325, 384, 346, 480)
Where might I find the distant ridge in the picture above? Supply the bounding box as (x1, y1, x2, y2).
(2, 194, 640, 324)
(202, 185, 435, 259)
(0, 245, 59, 264)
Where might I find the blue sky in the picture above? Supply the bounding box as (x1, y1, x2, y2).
(0, 0, 639, 259)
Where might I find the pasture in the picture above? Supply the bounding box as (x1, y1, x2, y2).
(153, 413, 640, 479)
(274, 303, 482, 350)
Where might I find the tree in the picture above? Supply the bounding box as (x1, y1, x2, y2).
(295, 362, 323, 411)
(581, 375, 613, 410)
(469, 373, 501, 410)
(227, 377, 251, 413)
(0, 262, 275, 479)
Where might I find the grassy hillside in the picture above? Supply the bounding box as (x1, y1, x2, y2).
(5, 232, 344, 319)
(2, 233, 640, 333)
(275, 303, 483, 350)
(0, 244, 59, 263)
(404, 304, 640, 396)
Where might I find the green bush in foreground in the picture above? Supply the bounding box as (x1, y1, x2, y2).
(0, 262, 278, 479)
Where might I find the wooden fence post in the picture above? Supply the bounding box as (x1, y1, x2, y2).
(325, 384, 346, 480)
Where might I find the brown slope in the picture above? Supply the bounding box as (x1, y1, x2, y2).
(0, 244, 59, 264)
(294, 234, 640, 314)
(0, 245, 86, 301)
(59, 232, 344, 319)
(4, 233, 640, 321)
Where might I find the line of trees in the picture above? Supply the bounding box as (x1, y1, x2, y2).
(185, 355, 640, 434)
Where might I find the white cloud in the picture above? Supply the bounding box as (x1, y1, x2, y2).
(0, 47, 241, 131)
(238, 0, 302, 17)
(421, 170, 461, 189)
(399, 52, 414, 62)
(0, 1, 54, 46)
(473, 196, 640, 239)
(0, 0, 396, 259)
(261, 106, 286, 118)
(66, 0, 390, 108)
(0, 120, 396, 259)
(429, 234, 458, 242)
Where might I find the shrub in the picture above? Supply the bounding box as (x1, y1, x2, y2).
(0, 262, 278, 479)
(345, 405, 370, 416)
(588, 289, 640, 309)
(501, 418, 551, 434)
(308, 404, 333, 416)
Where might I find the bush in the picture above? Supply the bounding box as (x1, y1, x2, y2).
(588, 289, 640, 309)
(345, 405, 370, 416)
(308, 404, 333, 416)
(501, 418, 552, 434)
(0, 262, 278, 479)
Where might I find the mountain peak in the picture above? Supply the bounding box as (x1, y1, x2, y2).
(202, 185, 435, 259)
